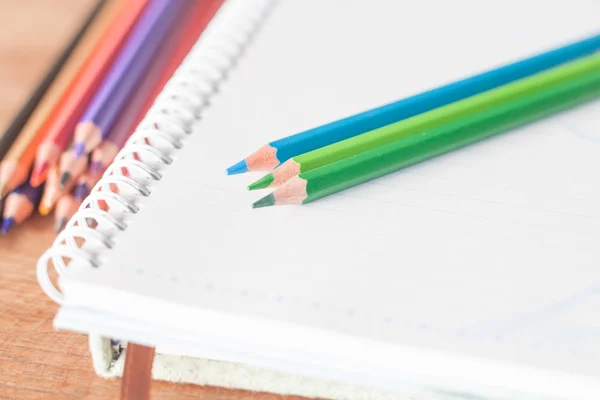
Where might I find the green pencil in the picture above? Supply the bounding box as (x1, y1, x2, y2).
(249, 52, 600, 191)
(252, 68, 600, 207)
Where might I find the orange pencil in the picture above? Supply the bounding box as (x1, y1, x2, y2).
(29, 0, 149, 188)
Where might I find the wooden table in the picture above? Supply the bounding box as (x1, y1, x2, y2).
(0, 2, 307, 399)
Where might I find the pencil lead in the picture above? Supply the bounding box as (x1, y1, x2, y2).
(89, 161, 103, 175)
(248, 173, 274, 191)
(73, 141, 87, 158)
(30, 162, 50, 187)
(1, 217, 15, 235)
(74, 183, 89, 201)
(38, 202, 51, 216)
(54, 217, 68, 233)
(59, 172, 72, 189)
(226, 159, 248, 175)
(252, 193, 276, 209)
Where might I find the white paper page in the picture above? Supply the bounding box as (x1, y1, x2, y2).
(61, 0, 600, 393)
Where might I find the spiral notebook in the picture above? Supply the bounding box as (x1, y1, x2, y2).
(37, 0, 600, 399)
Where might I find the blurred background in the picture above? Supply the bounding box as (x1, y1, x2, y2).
(0, 1, 94, 137)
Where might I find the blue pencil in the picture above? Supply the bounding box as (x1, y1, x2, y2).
(227, 32, 600, 175)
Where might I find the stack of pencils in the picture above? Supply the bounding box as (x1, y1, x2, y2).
(0, 0, 224, 235)
(228, 33, 600, 207)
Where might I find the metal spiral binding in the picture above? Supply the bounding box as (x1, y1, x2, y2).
(37, 0, 277, 304)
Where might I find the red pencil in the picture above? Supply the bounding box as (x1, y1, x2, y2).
(135, 0, 226, 128)
(94, 0, 226, 174)
(132, 0, 226, 153)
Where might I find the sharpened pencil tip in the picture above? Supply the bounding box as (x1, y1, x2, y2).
(1, 217, 15, 235)
(73, 142, 86, 158)
(74, 183, 88, 201)
(248, 173, 274, 191)
(54, 217, 68, 233)
(252, 193, 276, 209)
(89, 161, 103, 175)
(38, 203, 51, 216)
(30, 162, 50, 187)
(59, 172, 72, 189)
(226, 160, 248, 175)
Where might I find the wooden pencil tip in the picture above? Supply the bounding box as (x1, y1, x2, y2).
(252, 193, 276, 209)
(30, 162, 50, 187)
(248, 174, 274, 191)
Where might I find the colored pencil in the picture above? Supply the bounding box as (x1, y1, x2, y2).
(249, 53, 600, 191)
(137, 0, 226, 126)
(58, 146, 89, 189)
(74, 172, 99, 201)
(1, 183, 43, 235)
(69, 0, 187, 164)
(86, 0, 201, 178)
(39, 151, 88, 216)
(38, 166, 61, 216)
(74, 23, 178, 197)
(75, 0, 225, 195)
(68, 0, 224, 222)
(0, 0, 106, 164)
(253, 65, 600, 207)
(54, 194, 81, 233)
(0, 0, 107, 198)
(29, 0, 149, 187)
(228, 33, 600, 175)
(130, 0, 226, 155)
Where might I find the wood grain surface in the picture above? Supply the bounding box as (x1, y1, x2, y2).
(0, 1, 309, 399)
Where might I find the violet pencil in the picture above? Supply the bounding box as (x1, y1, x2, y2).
(2, 182, 43, 235)
(71, 0, 186, 158)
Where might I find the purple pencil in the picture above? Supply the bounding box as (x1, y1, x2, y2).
(72, 0, 186, 158)
(74, 9, 192, 199)
(1, 182, 44, 235)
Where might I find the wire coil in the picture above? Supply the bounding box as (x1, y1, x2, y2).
(37, 0, 277, 304)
